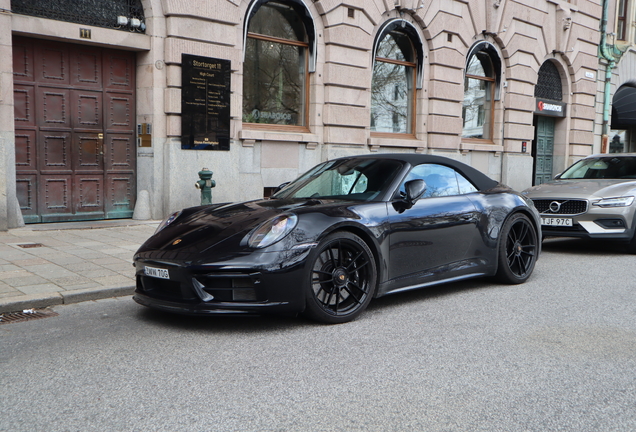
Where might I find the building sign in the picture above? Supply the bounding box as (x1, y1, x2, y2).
(534, 98, 566, 118)
(181, 54, 231, 150)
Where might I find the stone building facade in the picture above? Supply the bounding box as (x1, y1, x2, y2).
(599, 0, 636, 154)
(0, 0, 612, 229)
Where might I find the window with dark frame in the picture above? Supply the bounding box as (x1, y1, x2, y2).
(243, 1, 309, 129)
(617, 0, 628, 41)
(371, 30, 417, 136)
(462, 50, 496, 141)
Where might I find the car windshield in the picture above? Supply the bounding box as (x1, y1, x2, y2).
(560, 156, 636, 180)
(272, 158, 404, 201)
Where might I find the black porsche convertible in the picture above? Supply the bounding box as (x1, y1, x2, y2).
(133, 154, 541, 323)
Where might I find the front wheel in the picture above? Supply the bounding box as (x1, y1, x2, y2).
(627, 231, 636, 254)
(303, 232, 377, 324)
(495, 213, 538, 284)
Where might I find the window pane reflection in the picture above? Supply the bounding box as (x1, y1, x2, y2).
(243, 38, 305, 126)
(371, 31, 415, 134)
(610, 130, 628, 153)
(466, 51, 493, 77)
(248, 2, 306, 42)
(243, 2, 308, 127)
(376, 32, 413, 63)
(462, 77, 492, 139)
(371, 61, 412, 133)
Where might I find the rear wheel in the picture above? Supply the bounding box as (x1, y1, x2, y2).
(303, 232, 377, 324)
(495, 213, 538, 284)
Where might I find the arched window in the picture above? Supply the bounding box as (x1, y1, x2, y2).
(462, 43, 500, 141)
(371, 21, 422, 136)
(243, 1, 314, 128)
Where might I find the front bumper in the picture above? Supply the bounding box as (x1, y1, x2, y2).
(133, 258, 307, 316)
(540, 207, 635, 241)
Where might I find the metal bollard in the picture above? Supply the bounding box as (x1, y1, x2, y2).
(195, 168, 216, 205)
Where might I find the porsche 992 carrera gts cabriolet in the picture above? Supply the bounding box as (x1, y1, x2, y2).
(133, 154, 541, 323)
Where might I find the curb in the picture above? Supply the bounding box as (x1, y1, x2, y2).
(0, 286, 135, 314)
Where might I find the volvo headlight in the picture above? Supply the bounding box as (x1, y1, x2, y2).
(248, 214, 298, 249)
(155, 210, 183, 234)
(593, 196, 635, 208)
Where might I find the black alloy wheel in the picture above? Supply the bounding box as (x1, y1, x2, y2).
(303, 232, 377, 324)
(495, 213, 538, 284)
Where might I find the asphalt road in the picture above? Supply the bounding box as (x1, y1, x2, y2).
(2, 238, 635, 431)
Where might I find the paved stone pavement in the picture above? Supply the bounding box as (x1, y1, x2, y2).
(0, 220, 159, 313)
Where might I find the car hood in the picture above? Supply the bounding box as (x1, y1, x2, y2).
(136, 198, 362, 260)
(523, 179, 636, 199)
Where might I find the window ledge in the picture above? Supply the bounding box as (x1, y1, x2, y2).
(239, 129, 319, 148)
(367, 135, 426, 152)
(460, 142, 504, 153)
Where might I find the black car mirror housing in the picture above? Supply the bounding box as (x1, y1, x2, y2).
(405, 179, 427, 205)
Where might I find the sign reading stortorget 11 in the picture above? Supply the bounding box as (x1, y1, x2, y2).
(181, 54, 231, 150)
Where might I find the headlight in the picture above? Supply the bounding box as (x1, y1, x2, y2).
(592, 196, 635, 208)
(520, 194, 535, 207)
(155, 210, 183, 234)
(248, 214, 298, 249)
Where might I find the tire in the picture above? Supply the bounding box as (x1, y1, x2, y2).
(627, 231, 636, 254)
(495, 213, 539, 284)
(303, 232, 377, 324)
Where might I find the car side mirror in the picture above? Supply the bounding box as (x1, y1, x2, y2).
(404, 179, 426, 205)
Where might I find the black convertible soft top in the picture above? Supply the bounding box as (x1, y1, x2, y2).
(340, 153, 500, 192)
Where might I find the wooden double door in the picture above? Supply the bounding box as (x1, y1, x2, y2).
(14, 37, 136, 223)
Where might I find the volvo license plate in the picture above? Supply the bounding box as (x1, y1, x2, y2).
(144, 266, 170, 279)
(541, 217, 573, 227)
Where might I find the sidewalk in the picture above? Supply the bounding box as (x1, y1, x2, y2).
(0, 219, 159, 313)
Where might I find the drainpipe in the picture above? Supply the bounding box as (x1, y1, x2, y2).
(598, 0, 626, 153)
(601, 60, 614, 154)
